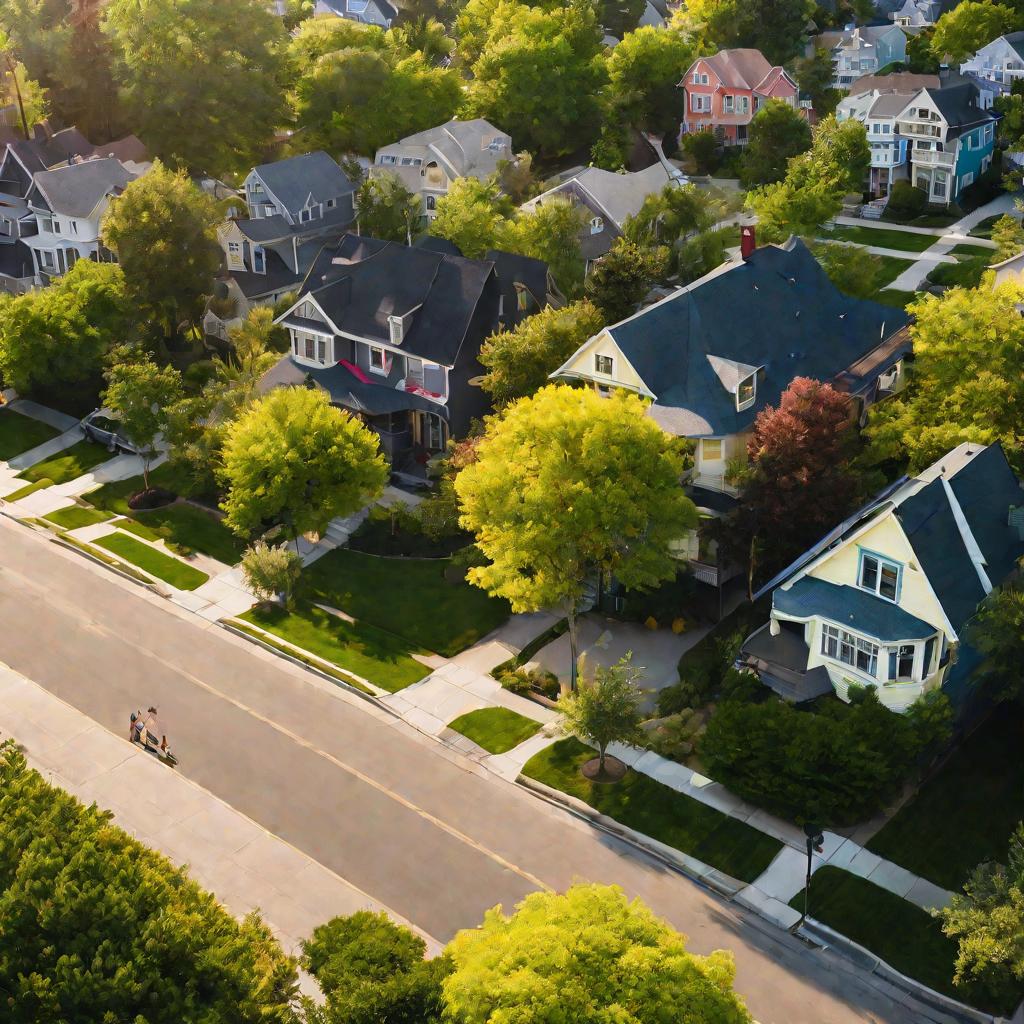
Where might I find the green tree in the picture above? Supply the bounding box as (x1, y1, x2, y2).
(283, 0, 314, 30)
(906, 27, 940, 72)
(502, 197, 587, 296)
(0, 261, 132, 398)
(747, 115, 870, 241)
(301, 911, 450, 1024)
(293, 47, 461, 157)
(463, 0, 606, 158)
(229, 305, 287, 362)
(103, 0, 289, 176)
(601, 0, 647, 40)
(356, 172, 422, 243)
(101, 354, 184, 489)
(740, 99, 812, 187)
(681, 129, 720, 174)
(219, 387, 388, 541)
(241, 540, 304, 606)
(101, 162, 222, 341)
(288, 15, 388, 65)
(455, 385, 697, 689)
(673, 0, 814, 65)
(431, 177, 510, 258)
(938, 825, 1024, 995)
(0, 31, 49, 137)
(795, 47, 841, 120)
(558, 654, 645, 773)
(865, 284, 1024, 472)
(585, 237, 669, 321)
(0, 739, 298, 1023)
(479, 299, 606, 404)
(969, 584, 1024, 702)
(386, 16, 454, 64)
(811, 242, 882, 299)
(442, 884, 752, 1023)
(931, 1, 1018, 64)
(990, 213, 1024, 260)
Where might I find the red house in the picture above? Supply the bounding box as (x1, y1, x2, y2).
(680, 48, 800, 146)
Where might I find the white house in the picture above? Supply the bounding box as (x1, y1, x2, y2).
(837, 85, 916, 197)
(741, 443, 1024, 712)
(961, 31, 1024, 108)
(372, 118, 512, 221)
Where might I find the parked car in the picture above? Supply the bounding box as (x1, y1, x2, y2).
(80, 409, 141, 454)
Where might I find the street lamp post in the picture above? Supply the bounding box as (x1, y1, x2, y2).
(800, 822, 825, 927)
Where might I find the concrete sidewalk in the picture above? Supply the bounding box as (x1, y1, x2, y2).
(0, 663, 441, 970)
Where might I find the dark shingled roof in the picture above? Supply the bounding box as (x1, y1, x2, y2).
(251, 152, 354, 218)
(485, 248, 551, 327)
(924, 84, 996, 139)
(260, 355, 445, 418)
(299, 233, 496, 367)
(775, 577, 937, 642)
(602, 238, 909, 437)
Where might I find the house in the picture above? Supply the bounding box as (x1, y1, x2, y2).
(740, 443, 1024, 712)
(887, 0, 962, 26)
(264, 234, 555, 478)
(205, 151, 355, 339)
(988, 248, 1024, 287)
(550, 235, 910, 589)
(838, 80, 922, 197)
(961, 31, 1024, 108)
(518, 163, 684, 271)
(813, 24, 907, 90)
(680, 49, 799, 146)
(273, 0, 396, 26)
(372, 119, 512, 222)
(895, 82, 996, 205)
(0, 126, 149, 291)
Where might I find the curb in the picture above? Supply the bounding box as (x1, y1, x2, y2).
(515, 775, 744, 899)
(50, 534, 166, 594)
(798, 918, 1012, 1024)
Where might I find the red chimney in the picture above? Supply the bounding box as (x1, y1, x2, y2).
(740, 225, 756, 260)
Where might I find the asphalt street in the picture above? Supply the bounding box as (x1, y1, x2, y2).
(0, 515, 932, 1023)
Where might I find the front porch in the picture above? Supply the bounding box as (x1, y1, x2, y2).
(739, 622, 834, 703)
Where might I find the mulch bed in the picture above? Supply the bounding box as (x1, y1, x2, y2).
(582, 755, 627, 783)
(127, 487, 176, 510)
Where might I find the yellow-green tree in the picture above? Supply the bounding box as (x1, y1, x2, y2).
(442, 884, 752, 1023)
(219, 387, 388, 541)
(865, 283, 1024, 472)
(455, 385, 697, 689)
(931, 1, 1018, 64)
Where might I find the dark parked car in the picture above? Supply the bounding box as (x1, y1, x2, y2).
(80, 408, 142, 454)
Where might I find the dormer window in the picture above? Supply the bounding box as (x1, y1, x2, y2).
(736, 373, 756, 410)
(590, 216, 604, 235)
(859, 550, 901, 602)
(594, 353, 614, 376)
(389, 314, 404, 345)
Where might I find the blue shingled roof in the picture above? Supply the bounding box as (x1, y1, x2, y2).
(774, 577, 937, 641)
(605, 238, 909, 436)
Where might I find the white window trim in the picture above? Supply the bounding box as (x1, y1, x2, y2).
(821, 622, 880, 678)
(594, 353, 614, 376)
(368, 344, 389, 375)
(858, 551, 901, 602)
(736, 373, 757, 411)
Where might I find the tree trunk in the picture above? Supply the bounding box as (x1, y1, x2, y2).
(6, 56, 29, 140)
(567, 603, 580, 693)
(747, 533, 758, 603)
(142, 454, 151, 492)
(598, 742, 606, 773)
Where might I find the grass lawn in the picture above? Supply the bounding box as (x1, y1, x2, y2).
(44, 505, 113, 531)
(969, 214, 1001, 238)
(0, 410, 59, 462)
(948, 243, 995, 259)
(522, 737, 782, 883)
(240, 602, 428, 692)
(448, 707, 542, 754)
(93, 532, 210, 591)
(84, 461, 200, 516)
(873, 255, 915, 288)
(874, 288, 918, 309)
(821, 225, 936, 253)
(867, 707, 1024, 890)
(927, 256, 987, 289)
(790, 867, 1019, 1015)
(18, 440, 114, 485)
(303, 549, 510, 657)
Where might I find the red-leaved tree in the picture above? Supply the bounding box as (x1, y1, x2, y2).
(731, 377, 864, 592)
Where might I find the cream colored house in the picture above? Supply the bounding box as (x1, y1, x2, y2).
(741, 443, 1024, 712)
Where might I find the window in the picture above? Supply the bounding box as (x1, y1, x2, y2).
(40, 249, 56, 270)
(317, 338, 327, 363)
(594, 353, 614, 375)
(326, 198, 336, 209)
(38, 215, 54, 233)
(304, 335, 315, 359)
(426, 195, 436, 211)
(736, 96, 749, 115)
(859, 551, 901, 601)
(889, 644, 915, 681)
(68, 220, 78, 235)
(702, 439, 722, 460)
(250, 182, 264, 194)
(691, 71, 708, 84)
(263, 203, 275, 217)
(723, 95, 734, 113)
(380, 154, 397, 164)
(736, 373, 756, 410)
(821, 623, 879, 677)
(961, 171, 974, 189)
(426, 413, 443, 450)
(369, 345, 387, 374)
(590, 216, 603, 234)
(400, 157, 415, 165)
(691, 94, 710, 113)
(253, 247, 266, 273)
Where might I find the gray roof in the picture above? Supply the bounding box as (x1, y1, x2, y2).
(384, 119, 511, 180)
(848, 72, 940, 96)
(592, 238, 909, 437)
(870, 92, 914, 117)
(31, 157, 134, 217)
(1003, 30, 1024, 62)
(251, 152, 354, 218)
(925, 83, 995, 135)
(234, 200, 353, 243)
(295, 233, 497, 366)
(776, 577, 937, 641)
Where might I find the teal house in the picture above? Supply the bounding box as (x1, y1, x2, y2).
(895, 83, 996, 205)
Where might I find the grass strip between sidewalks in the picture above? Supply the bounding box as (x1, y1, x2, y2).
(0, 410, 60, 461)
(18, 440, 114, 485)
(448, 707, 542, 754)
(93, 532, 209, 591)
(522, 737, 782, 883)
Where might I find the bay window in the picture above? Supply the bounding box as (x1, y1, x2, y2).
(821, 623, 878, 677)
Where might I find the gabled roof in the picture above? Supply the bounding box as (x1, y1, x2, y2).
(848, 72, 939, 96)
(689, 48, 775, 90)
(289, 233, 497, 366)
(314, 0, 397, 20)
(922, 83, 995, 132)
(567, 238, 909, 437)
(31, 157, 134, 217)
(485, 248, 552, 326)
(381, 118, 511, 180)
(1002, 30, 1024, 61)
(250, 151, 354, 216)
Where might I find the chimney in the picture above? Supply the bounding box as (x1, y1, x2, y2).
(740, 225, 757, 260)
